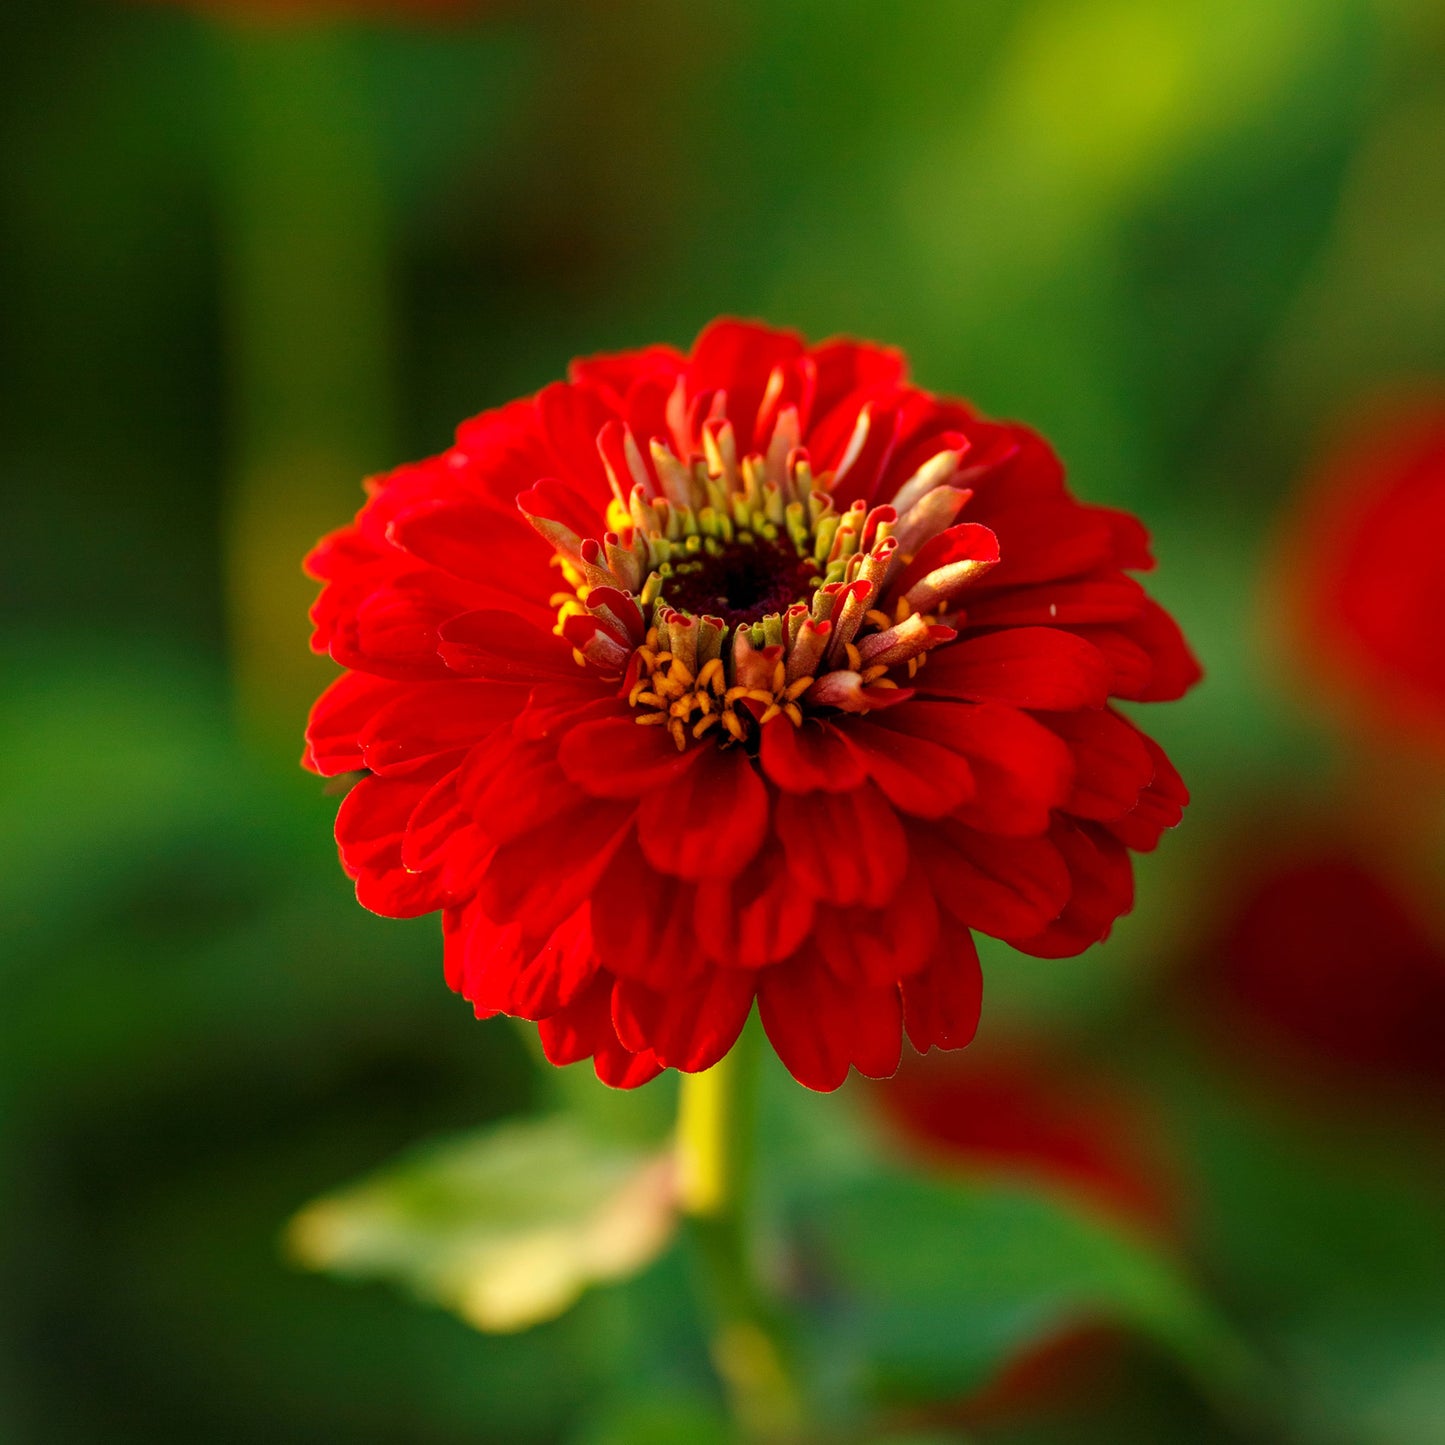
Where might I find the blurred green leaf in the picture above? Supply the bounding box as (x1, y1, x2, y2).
(765, 1082, 1249, 1414)
(288, 1116, 679, 1333)
(797, 1169, 1249, 1406)
(569, 1394, 734, 1445)
(1149, 1056, 1445, 1445)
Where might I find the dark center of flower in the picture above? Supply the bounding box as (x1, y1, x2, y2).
(659, 534, 821, 630)
(526, 416, 990, 751)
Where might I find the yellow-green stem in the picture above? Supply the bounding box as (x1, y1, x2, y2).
(676, 1029, 804, 1443)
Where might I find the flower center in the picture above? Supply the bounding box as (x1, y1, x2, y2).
(522, 410, 992, 751)
(658, 533, 821, 630)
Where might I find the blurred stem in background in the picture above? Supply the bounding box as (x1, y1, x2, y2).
(677, 1027, 805, 1444)
(212, 20, 394, 751)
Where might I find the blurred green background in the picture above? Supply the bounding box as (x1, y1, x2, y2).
(5, 0, 1445, 1440)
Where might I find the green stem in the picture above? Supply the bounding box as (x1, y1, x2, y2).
(676, 1029, 804, 1443)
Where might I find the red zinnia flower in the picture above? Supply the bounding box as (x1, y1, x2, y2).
(1207, 844, 1445, 1092)
(1278, 394, 1445, 754)
(303, 320, 1200, 1091)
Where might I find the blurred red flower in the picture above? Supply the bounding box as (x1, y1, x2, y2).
(303, 320, 1199, 1090)
(1280, 396, 1445, 753)
(877, 1047, 1179, 1234)
(1211, 848, 1445, 1090)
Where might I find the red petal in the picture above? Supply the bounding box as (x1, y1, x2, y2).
(901, 923, 983, 1053)
(961, 577, 1145, 629)
(920, 628, 1111, 711)
(636, 746, 769, 879)
(303, 670, 397, 775)
(534, 384, 616, 502)
(689, 319, 806, 443)
(460, 908, 599, 1021)
(591, 835, 706, 989)
(813, 859, 940, 986)
(694, 837, 816, 969)
(477, 800, 631, 948)
(1105, 732, 1188, 851)
(1067, 625, 1155, 698)
(1009, 820, 1135, 958)
(436, 609, 584, 683)
(388, 499, 546, 595)
(913, 818, 1072, 940)
(1040, 707, 1154, 822)
(402, 769, 467, 871)
(758, 951, 903, 1092)
(593, 1039, 664, 1089)
(927, 701, 1074, 837)
(568, 344, 685, 408)
(970, 501, 1116, 589)
(558, 713, 703, 798)
(809, 337, 908, 423)
(1117, 600, 1203, 701)
(359, 680, 524, 773)
(773, 782, 908, 907)
(336, 771, 458, 919)
(842, 715, 975, 818)
(758, 716, 866, 794)
(455, 730, 583, 844)
(537, 968, 662, 1088)
(612, 968, 756, 1072)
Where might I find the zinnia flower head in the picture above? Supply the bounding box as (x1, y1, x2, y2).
(304, 320, 1199, 1091)
(1279, 395, 1445, 754)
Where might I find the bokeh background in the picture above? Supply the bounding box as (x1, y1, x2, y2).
(5, 0, 1445, 1440)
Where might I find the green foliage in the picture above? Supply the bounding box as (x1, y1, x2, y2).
(797, 1170, 1245, 1406)
(6, 0, 1445, 1437)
